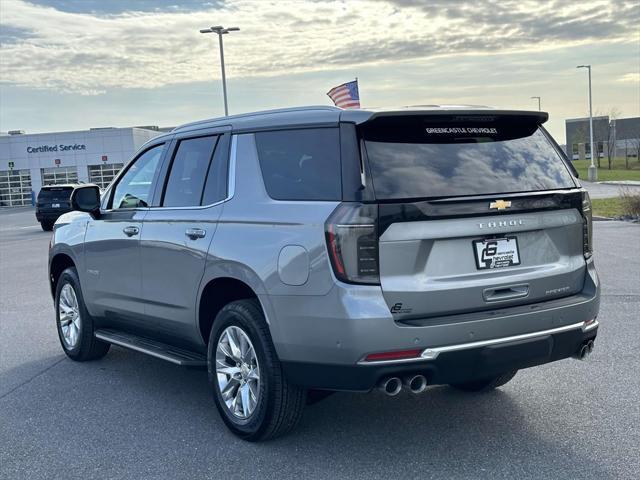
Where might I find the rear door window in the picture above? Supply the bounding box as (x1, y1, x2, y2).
(201, 134, 230, 205)
(363, 120, 576, 200)
(255, 128, 341, 201)
(162, 136, 218, 207)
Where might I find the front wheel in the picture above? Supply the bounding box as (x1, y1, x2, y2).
(450, 370, 518, 393)
(207, 299, 305, 441)
(55, 267, 110, 361)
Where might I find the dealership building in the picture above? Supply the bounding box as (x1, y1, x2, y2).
(565, 116, 640, 161)
(0, 127, 163, 207)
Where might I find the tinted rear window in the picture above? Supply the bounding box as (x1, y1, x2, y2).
(364, 123, 576, 200)
(163, 136, 217, 207)
(38, 187, 73, 200)
(255, 128, 341, 201)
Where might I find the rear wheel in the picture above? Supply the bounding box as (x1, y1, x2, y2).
(55, 267, 110, 361)
(41, 221, 53, 231)
(450, 370, 518, 392)
(207, 299, 305, 441)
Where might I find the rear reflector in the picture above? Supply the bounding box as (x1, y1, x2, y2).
(364, 349, 422, 362)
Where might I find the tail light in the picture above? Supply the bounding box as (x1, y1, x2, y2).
(581, 191, 593, 259)
(325, 203, 380, 285)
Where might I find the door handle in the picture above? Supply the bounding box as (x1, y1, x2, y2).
(123, 226, 139, 237)
(185, 228, 206, 240)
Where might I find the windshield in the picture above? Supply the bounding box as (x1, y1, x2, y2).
(364, 126, 576, 200)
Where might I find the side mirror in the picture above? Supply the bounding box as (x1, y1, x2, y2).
(71, 184, 101, 216)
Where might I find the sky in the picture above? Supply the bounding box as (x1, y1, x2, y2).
(0, 0, 639, 143)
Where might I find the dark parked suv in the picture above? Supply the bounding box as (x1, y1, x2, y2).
(49, 106, 599, 441)
(36, 184, 78, 231)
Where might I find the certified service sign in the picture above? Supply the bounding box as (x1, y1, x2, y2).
(27, 144, 86, 154)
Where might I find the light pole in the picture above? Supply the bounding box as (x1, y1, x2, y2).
(530, 96, 541, 111)
(577, 65, 596, 181)
(200, 25, 240, 116)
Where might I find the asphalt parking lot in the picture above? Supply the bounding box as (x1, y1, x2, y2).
(1, 207, 638, 480)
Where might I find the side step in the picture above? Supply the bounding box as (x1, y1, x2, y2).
(95, 329, 207, 367)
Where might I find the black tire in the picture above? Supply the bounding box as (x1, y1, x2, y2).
(41, 221, 53, 231)
(450, 370, 518, 393)
(55, 267, 110, 361)
(207, 299, 306, 441)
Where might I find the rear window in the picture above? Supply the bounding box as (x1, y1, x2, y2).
(38, 187, 73, 200)
(363, 120, 576, 200)
(255, 128, 341, 201)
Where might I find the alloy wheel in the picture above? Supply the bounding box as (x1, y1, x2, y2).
(215, 326, 261, 419)
(59, 283, 81, 349)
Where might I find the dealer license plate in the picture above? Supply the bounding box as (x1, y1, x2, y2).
(473, 237, 520, 270)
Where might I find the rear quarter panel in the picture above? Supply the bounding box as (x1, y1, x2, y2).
(200, 133, 339, 342)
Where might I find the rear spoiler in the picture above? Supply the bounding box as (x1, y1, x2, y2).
(341, 109, 548, 126)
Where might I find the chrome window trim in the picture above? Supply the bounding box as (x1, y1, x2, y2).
(357, 320, 598, 365)
(102, 134, 238, 213)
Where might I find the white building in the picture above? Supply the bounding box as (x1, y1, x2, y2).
(0, 127, 163, 207)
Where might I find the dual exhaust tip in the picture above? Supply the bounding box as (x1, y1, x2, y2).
(574, 339, 595, 360)
(380, 339, 595, 394)
(378, 374, 427, 396)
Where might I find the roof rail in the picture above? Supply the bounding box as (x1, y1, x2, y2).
(172, 105, 341, 131)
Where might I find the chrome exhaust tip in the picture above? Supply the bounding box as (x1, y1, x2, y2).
(378, 377, 402, 396)
(579, 344, 588, 359)
(573, 343, 589, 360)
(404, 374, 428, 394)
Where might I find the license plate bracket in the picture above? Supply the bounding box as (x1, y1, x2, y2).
(473, 237, 520, 270)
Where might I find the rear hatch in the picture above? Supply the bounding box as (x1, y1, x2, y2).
(37, 186, 73, 211)
(360, 111, 586, 320)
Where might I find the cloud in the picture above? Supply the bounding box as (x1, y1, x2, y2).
(1, 0, 637, 94)
(617, 73, 640, 84)
(26, 0, 225, 15)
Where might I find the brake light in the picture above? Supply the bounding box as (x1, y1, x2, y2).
(325, 203, 380, 285)
(581, 191, 593, 259)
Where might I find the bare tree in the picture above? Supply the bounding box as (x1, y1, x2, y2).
(572, 123, 590, 163)
(630, 137, 640, 164)
(605, 108, 621, 170)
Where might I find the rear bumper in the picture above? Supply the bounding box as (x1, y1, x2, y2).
(282, 322, 598, 391)
(265, 260, 600, 391)
(36, 210, 69, 222)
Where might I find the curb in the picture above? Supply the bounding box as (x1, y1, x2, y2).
(598, 181, 640, 187)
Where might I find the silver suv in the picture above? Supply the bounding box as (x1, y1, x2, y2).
(49, 106, 600, 441)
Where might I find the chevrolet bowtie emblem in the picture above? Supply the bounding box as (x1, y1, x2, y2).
(490, 200, 512, 210)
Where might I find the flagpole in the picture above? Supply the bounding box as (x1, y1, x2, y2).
(355, 77, 359, 106)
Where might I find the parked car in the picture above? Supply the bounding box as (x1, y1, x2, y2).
(49, 106, 600, 441)
(36, 184, 78, 231)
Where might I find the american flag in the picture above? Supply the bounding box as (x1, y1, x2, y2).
(327, 80, 360, 109)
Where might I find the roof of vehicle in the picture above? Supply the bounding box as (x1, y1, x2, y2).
(40, 184, 81, 189)
(163, 105, 548, 137)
